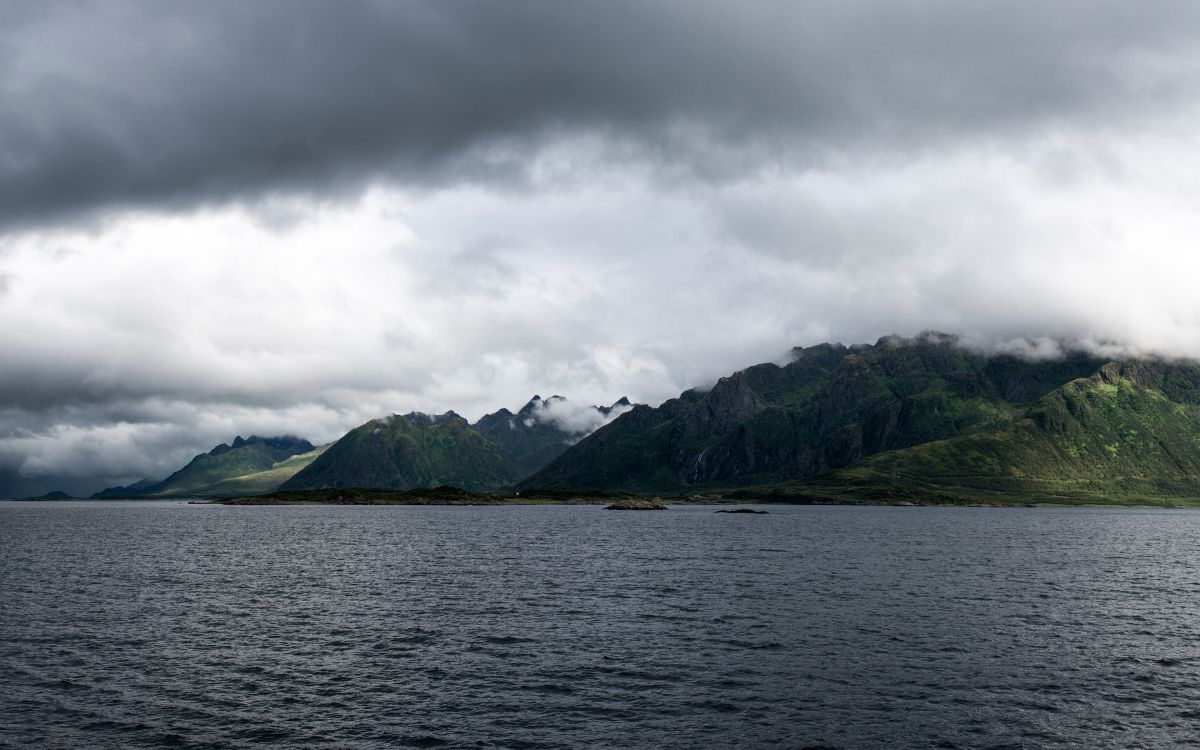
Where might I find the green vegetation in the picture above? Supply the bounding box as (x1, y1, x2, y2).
(773, 361, 1200, 505)
(522, 334, 1200, 505)
(93, 396, 625, 500)
(92, 436, 320, 498)
(203, 444, 330, 495)
(281, 412, 524, 492)
(90, 334, 1200, 507)
(522, 333, 1107, 493)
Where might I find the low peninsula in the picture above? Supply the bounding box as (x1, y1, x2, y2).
(213, 486, 645, 506)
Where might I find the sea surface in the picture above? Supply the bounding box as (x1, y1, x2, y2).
(3, 501, 1200, 749)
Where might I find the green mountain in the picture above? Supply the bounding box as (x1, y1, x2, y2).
(280, 396, 632, 493)
(202, 444, 330, 496)
(93, 435, 317, 498)
(521, 332, 1118, 494)
(280, 412, 523, 492)
(790, 359, 1200, 504)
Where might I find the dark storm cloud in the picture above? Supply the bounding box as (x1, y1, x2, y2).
(3, 0, 1200, 228)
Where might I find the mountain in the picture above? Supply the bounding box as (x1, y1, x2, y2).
(520, 332, 1114, 493)
(474, 395, 633, 475)
(280, 412, 523, 492)
(93, 435, 317, 498)
(282, 396, 633, 493)
(793, 359, 1200, 504)
(201, 444, 331, 496)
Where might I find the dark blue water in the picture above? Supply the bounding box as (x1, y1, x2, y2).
(3, 502, 1200, 749)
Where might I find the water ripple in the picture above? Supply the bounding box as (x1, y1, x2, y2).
(4, 502, 1200, 748)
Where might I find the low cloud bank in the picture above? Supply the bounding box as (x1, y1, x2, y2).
(525, 396, 634, 437)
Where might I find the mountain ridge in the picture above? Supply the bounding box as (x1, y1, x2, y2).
(281, 395, 633, 492)
(520, 332, 1110, 492)
(86, 334, 1200, 504)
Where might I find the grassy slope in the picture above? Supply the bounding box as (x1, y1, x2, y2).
(281, 414, 523, 492)
(204, 444, 331, 496)
(147, 439, 313, 496)
(757, 362, 1200, 505)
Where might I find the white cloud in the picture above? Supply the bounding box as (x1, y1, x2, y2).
(526, 396, 634, 436)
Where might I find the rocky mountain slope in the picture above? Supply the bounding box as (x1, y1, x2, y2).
(521, 333, 1114, 493)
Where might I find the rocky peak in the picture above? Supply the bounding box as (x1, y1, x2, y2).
(402, 411, 463, 426)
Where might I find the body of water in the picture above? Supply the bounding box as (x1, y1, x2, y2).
(3, 501, 1200, 748)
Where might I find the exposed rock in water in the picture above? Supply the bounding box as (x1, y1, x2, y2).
(604, 499, 667, 510)
(715, 508, 768, 514)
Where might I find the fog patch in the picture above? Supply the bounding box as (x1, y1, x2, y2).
(991, 336, 1068, 361)
(526, 396, 633, 436)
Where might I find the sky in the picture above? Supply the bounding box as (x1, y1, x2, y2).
(3, 0, 1200, 495)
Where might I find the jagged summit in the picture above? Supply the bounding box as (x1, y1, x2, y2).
(210, 434, 311, 456)
(401, 411, 463, 426)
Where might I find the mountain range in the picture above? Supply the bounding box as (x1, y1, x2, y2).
(93, 435, 323, 498)
(94, 396, 631, 497)
(521, 333, 1200, 504)
(88, 334, 1200, 503)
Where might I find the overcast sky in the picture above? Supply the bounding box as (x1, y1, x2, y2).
(3, 0, 1200, 495)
